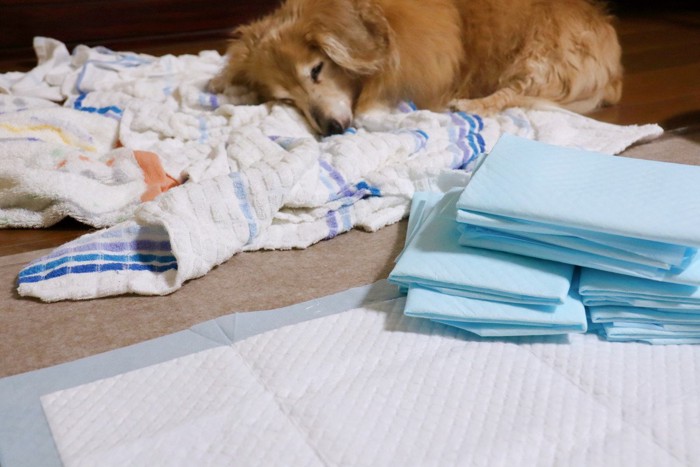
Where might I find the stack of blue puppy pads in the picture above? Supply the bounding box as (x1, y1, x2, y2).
(390, 190, 587, 337)
(390, 134, 700, 344)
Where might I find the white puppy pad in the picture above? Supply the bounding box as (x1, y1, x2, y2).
(41, 297, 700, 466)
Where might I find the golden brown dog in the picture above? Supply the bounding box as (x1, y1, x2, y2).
(210, 0, 623, 136)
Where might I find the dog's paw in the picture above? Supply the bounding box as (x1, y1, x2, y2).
(208, 74, 228, 94)
(449, 98, 496, 116)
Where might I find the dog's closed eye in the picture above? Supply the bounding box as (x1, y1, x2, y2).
(310, 62, 324, 83)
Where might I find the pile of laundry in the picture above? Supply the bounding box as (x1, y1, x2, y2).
(391, 134, 700, 344)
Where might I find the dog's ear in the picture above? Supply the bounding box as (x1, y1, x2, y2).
(307, 0, 394, 75)
(225, 26, 257, 84)
(209, 25, 258, 91)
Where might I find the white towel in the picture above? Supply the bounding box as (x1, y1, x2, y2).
(4, 37, 663, 301)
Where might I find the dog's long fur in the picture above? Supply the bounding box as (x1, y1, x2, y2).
(211, 0, 623, 136)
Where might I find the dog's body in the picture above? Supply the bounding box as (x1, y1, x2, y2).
(211, 0, 623, 136)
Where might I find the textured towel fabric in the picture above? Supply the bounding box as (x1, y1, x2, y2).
(579, 268, 700, 344)
(4, 38, 662, 301)
(0, 106, 146, 227)
(456, 134, 700, 284)
(390, 191, 574, 305)
(39, 291, 697, 467)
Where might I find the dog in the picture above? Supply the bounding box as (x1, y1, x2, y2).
(210, 0, 623, 136)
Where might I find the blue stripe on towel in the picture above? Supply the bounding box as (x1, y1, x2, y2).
(17, 224, 177, 285)
(198, 92, 220, 110)
(325, 210, 339, 239)
(39, 240, 172, 262)
(320, 160, 382, 204)
(73, 92, 123, 118)
(198, 116, 209, 144)
(328, 180, 382, 205)
(455, 133, 486, 169)
(19, 262, 177, 284)
(354, 181, 381, 197)
(396, 129, 429, 152)
(19, 253, 177, 279)
(454, 112, 484, 132)
(324, 206, 353, 240)
(72, 50, 153, 118)
(446, 113, 486, 169)
(416, 129, 429, 141)
(319, 159, 347, 193)
(230, 172, 259, 243)
(340, 205, 352, 231)
(398, 101, 418, 113)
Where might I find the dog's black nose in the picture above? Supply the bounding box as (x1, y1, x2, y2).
(324, 119, 345, 136)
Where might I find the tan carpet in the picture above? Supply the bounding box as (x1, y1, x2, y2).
(1, 132, 698, 378)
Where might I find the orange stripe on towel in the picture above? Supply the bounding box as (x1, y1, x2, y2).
(133, 150, 180, 202)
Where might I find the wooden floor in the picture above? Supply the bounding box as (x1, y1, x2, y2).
(1, 8, 699, 257)
(590, 8, 700, 129)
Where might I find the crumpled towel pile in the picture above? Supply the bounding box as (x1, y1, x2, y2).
(1, 37, 662, 301)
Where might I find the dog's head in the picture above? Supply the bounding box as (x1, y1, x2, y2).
(217, 0, 394, 136)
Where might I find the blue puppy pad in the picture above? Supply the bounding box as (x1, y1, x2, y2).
(589, 307, 700, 325)
(456, 224, 700, 284)
(456, 134, 700, 284)
(579, 268, 700, 310)
(432, 320, 582, 337)
(404, 285, 587, 337)
(390, 190, 574, 305)
(600, 322, 700, 345)
(457, 133, 700, 248)
(457, 210, 695, 271)
(457, 210, 690, 269)
(581, 269, 700, 344)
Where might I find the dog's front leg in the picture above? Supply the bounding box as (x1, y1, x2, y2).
(449, 87, 531, 116)
(208, 70, 231, 94)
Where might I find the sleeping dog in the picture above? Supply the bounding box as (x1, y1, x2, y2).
(210, 0, 623, 136)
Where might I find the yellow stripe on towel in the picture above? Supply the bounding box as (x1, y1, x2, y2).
(0, 123, 97, 152)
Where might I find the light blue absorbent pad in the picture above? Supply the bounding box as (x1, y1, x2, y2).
(390, 190, 574, 305)
(458, 224, 700, 286)
(0, 280, 403, 467)
(579, 268, 700, 309)
(589, 306, 700, 325)
(431, 320, 584, 337)
(584, 300, 700, 312)
(456, 134, 700, 282)
(600, 322, 700, 345)
(404, 284, 587, 337)
(457, 133, 700, 248)
(456, 210, 691, 269)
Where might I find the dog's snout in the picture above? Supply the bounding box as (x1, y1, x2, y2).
(311, 106, 351, 137)
(325, 119, 345, 136)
